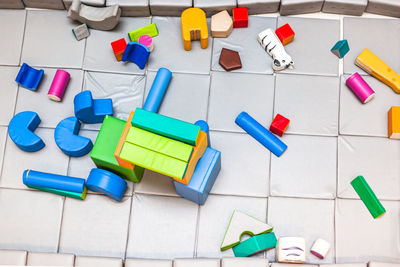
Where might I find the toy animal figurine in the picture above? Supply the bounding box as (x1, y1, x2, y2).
(258, 28, 294, 71)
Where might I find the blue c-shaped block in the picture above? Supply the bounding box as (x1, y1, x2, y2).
(195, 120, 210, 147)
(74, 91, 113, 124)
(15, 63, 44, 91)
(235, 112, 287, 157)
(54, 116, 93, 157)
(86, 168, 127, 202)
(121, 42, 150, 69)
(8, 111, 45, 152)
(143, 68, 172, 113)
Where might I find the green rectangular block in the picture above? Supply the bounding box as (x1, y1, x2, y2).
(90, 115, 144, 183)
(128, 23, 158, 42)
(28, 185, 87, 200)
(351, 175, 386, 219)
(120, 142, 188, 179)
(131, 108, 200, 146)
(126, 127, 193, 162)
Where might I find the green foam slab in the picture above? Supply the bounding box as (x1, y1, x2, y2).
(232, 232, 277, 257)
(28, 185, 87, 200)
(128, 23, 158, 42)
(126, 127, 193, 162)
(131, 108, 200, 146)
(351, 175, 386, 219)
(90, 115, 144, 183)
(120, 142, 188, 179)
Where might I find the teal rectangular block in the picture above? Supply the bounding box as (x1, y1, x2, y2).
(232, 232, 277, 257)
(331, 39, 350, 58)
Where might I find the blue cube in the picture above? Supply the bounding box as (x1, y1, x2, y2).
(174, 147, 221, 205)
(331, 40, 350, 58)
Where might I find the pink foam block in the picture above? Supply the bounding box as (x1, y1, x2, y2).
(48, 69, 70, 102)
(346, 72, 375, 104)
(138, 34, 153, 52)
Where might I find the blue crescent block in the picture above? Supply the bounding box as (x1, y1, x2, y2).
(195, 120, 210, 147)
(23, 169, 85, 193)
(86, 168, 127, 201)
(121, 42, 151, 69)
(74, 91, 113, 124)
(8, 111, 45, 152)
(174, 147, 221, 205)
(54, 116, 93, 157)
(235, 112, 287, 157)
(15, 63, 44, 90)
(143, 68, 172, 113)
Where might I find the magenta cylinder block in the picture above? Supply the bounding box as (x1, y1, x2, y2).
(346, 72, 375, 104)
(48, 69, 70, 102)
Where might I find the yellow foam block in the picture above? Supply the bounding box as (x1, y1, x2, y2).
(181, 8, 208, 51)
(355, 48, 400, 94)
(174, 130, 208, 185)
(388, 106, 400, 139)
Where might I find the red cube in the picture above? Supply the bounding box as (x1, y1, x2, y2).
(233, 7, 248, 28)
(111, 38, 127, 61)
(270, 114, 290, 137)
(275, 23, 295, 45)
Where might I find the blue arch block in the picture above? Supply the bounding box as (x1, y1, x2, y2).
(15, 63, 44, 90)
(54, 116, 93, 157)
(121, 42, 150, 69)
(8, 111, 45, 152)
(74, 91, 113, 124)
(86, 168, 127, 201)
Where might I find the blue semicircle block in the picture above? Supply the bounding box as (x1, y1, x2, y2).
(86, 168, 127, 201)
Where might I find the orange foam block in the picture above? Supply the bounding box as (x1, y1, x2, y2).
(181, 8, 208, 51)
(115, 111, 135, 169)
(388, 106, 400, 139)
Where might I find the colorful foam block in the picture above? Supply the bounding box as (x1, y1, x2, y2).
(138, 34, 154, 52)
(275, 23, 295, 46)
(178, 130, 208, 185)
(174, 147, 221, 205)
(115, 111, 136, 169)
(351, 175, 386, 219)
(331, 39, 349, 58)
(143, 68, 172, 113)
(27, 184, 87, 200)
(211, 10, 233, 38)
(72, 23, 89, 41)
(233, 7, 248, 28)
(8, 111, 45, 152)
(121, 42, 151, 70)
(181, 8, 208, 51)
(270, 114, 290, 137)
(310, 238, 331, 259)
(388, 106, 400, 139)
(86, 168, 127, 202)
(235, 111, 287, 157)
(219, 48, 242, 71)
(23, 169, 85, 193)
(346, 72, 375, 104)
(126, 127, 193, 162)
(232, 232, 277, 257)
(277, 237, 306, 263)
(15, 63, 44, 91)
(220, 210, 273, 251)
(111, 38, 127, 61)
(120, 142, 188, 179)
(74, 90, 113, 124)
(48, 69, 70, 102)
(90, 115, 144, 183)
(54, 117, 93, 157)
(356, 48, 400, 94)
(131, 108, 201, 146)
(195, 120, 210, 146)
(128, 23, 159, 42)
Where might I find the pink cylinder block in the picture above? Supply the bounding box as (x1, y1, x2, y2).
(346, 72, 375, 104)
(48, 69, 70, 102)
(138, 34, 154, 52)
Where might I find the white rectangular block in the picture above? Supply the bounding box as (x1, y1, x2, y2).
(369, 262, 400, 267)
(280, 0, 324, 15)
(0, 0, 24, 8)
(193, 0, 237, 16)
(322, 0, 367, 16)
(174, 258, 221, 267)
(106, 0, 150, 16)
(125, 258, 173, 267)
(27, 252, 75, 266)
(64, 0, 105, 9)
(150, 0, 192, 16)
(237, 0, 279, 14)
(0, 250, 27, 266)
(222, 258, 269, 267)
(75, 256, 123, 267)
(324, 264, 367, 267)
(23, 0, 65, 9)
(366, 0, 400, 18)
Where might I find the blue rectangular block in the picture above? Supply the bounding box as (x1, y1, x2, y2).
(174, 147, 221, 205)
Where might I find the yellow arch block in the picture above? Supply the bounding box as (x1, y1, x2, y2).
(181, 8, 208, 51)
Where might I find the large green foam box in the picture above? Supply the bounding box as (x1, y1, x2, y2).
(126, 127, 193, 162)
(90, 115, 144, 183)
(120, 142, 188, 179)
(131, 108, 201, 146)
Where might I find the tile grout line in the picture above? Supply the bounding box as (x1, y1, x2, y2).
(205, 34, 215, 123)
(123, 194, 135, 260)
(56, 156, 71, 253)
(193, 204, 200, 258)
(17, 9, 28, 66)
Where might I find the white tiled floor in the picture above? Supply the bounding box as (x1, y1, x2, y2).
(0, 9, 399, 264)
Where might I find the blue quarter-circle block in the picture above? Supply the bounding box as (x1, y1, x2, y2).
(86, 168, 127, 201)
(195, 120, 210, 147)
(174, 147, 221, 205)
(74, 91, 113, 124)
(15, 63, 44, 90)
(8, 111, 45, 152)
(54, 116, 93, 157)
(121, 42, 150, 69)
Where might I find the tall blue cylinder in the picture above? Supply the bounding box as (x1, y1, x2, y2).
(23, 169, 85, 193)
(143, 68, 172, 113)
(235, 112, 287, 157)
(195, 120, 210, 147)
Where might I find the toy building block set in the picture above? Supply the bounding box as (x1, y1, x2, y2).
(0, 0, 399, 265)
